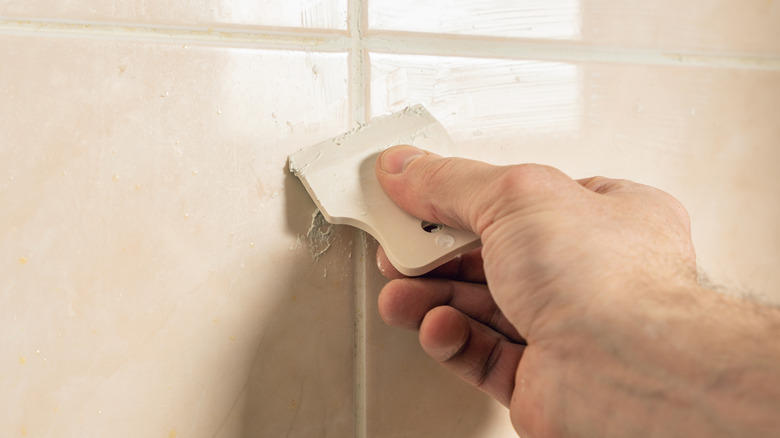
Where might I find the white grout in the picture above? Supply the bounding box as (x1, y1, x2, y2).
(0, 18, 350, 51)
(352, 230, 369, 438)
(348, 4, 370, 123)
(363, 31, 780, 71)
(348, 1, 369, 436)
(1, 17, 779, 70)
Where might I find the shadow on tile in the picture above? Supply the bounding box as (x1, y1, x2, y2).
(231, 178, 356, 437)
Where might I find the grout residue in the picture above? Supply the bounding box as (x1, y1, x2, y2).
(306, 208, 336, 261)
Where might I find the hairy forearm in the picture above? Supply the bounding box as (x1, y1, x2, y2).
(701, 291, 780, 437)
(559, 285, 780, 438)
(629, 286, 780, 437)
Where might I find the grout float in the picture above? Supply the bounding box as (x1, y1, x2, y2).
(288, 104, 480, 276)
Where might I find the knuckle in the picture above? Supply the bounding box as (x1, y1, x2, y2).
(607, 178, 634, 193)
(664, 194, 692, 226)
(472, 164, 554, 234)
(582, 176, 635, 194)
(642, 186, 691, 227)
(499, 164, 543, 193)
(497, 163, 563, 196)
(579, 175, 609, 191)
(593, 176, 615, 192)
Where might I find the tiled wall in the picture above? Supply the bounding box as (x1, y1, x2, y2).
(2, 2, 778, 437)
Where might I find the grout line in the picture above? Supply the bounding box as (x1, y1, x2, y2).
(362, 31, 780, 71)
(347, 17, 370, 123)
(352, 230, 368, 438)
(0, 18, 350, 51)
(2, 18, 779, 70)
(348, 1, 369, 437)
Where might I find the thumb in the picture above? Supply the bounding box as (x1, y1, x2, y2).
(375, 145, 578, 235)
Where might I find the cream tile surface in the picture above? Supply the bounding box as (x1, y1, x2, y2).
(0, 0, 348, 29)
(368, 0, 780, 54)
(0, 35, 354, 437)
(369, 0, 581, 39)
(580, 0, 780, 54)
(366, 53, 780, 436)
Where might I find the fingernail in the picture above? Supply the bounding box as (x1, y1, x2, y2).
(380, 145, 425, 174)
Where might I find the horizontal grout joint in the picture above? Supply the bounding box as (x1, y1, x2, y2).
(0, 17, 778, 70)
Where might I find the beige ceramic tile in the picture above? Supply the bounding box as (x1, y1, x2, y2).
(0, 0, 348, 29)
(370, 54, 582, 137)
(0, 35, 354, 437)
(366, 53, 780, 436)
(580, 0, 780, 54)
(368, 0, 780, 54)
(369, 0, 582, 39)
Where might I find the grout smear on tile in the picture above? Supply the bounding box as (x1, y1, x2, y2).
(306, 208, 335, 261)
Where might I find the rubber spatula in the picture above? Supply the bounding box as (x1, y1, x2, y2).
(288, 105, 481, 276)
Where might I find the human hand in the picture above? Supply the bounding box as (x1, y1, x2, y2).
(374, 145, 780, 437)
